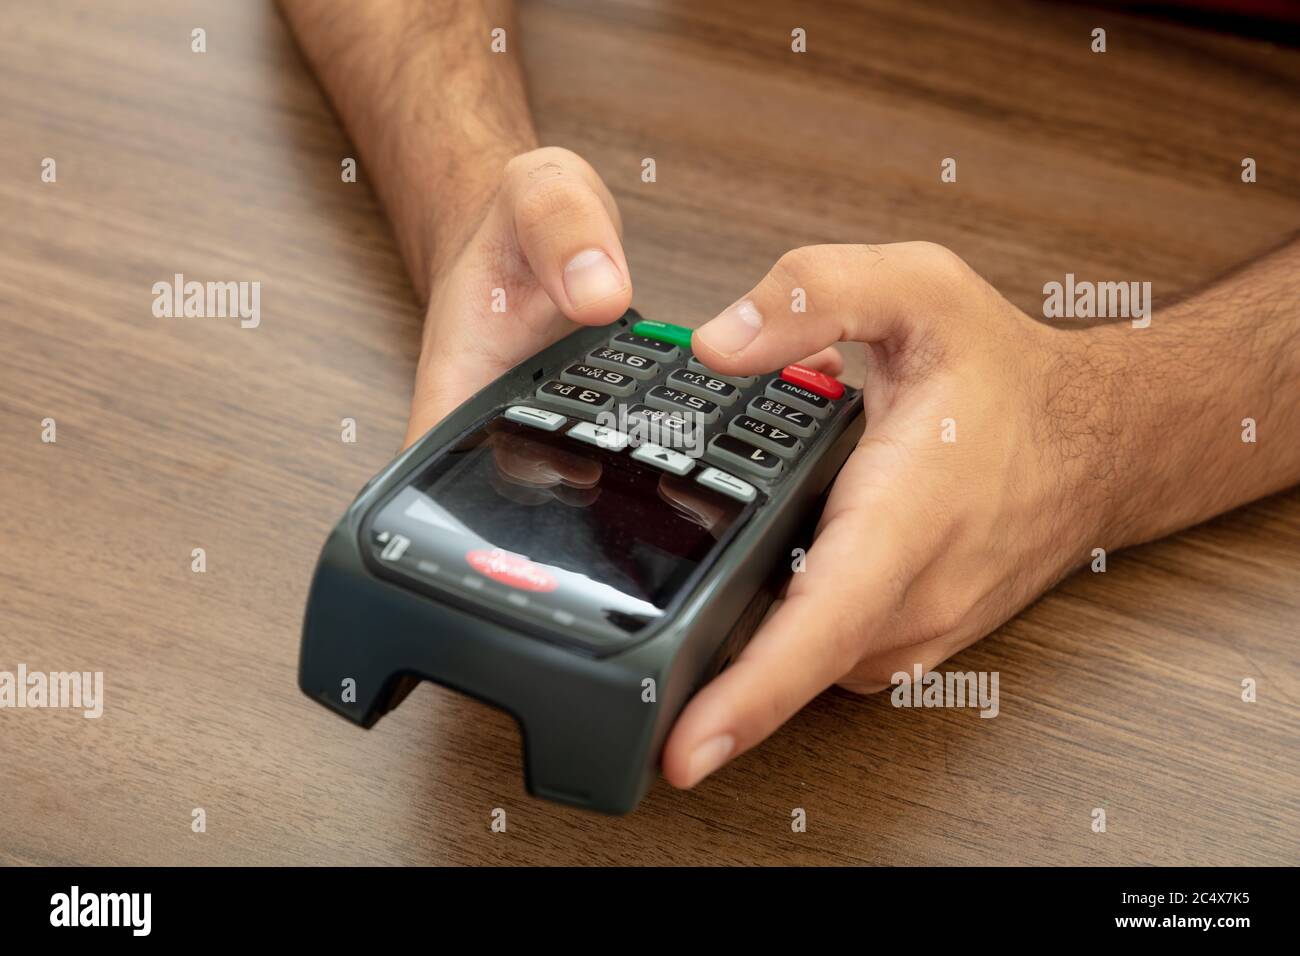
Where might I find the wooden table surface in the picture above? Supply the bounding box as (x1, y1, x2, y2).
(2, 0, 1297, 866)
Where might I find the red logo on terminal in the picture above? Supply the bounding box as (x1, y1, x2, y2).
(465, 548, 558, 592)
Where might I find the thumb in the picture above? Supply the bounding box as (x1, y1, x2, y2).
(501, 146, 632, 325)
(690, 241, 971, 377)
(660, 450, 936, 788)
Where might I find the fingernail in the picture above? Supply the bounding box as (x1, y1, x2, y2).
(684, 734, 735, 787)
(563, 248, 625, 309)
(695, 299, 762, 356)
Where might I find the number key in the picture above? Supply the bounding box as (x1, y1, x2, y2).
(560, 363, 637, 397)
(536, 379, 615, 415)
(687, 356, 757, 388)
(728, 414, 802, 458)
(707, 434, 783, 479)
(646, 385, 720, 424)
(746, 396, 817, 437)
(586, 346, 659, 381)
(667, 368, 739, 406)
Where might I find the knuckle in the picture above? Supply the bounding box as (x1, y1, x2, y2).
(822, 602, 872, 677)
(849, 644, 949, 691)
(761, 682, 798, 733)
(786, 587, 868, 682)
(836, 678, 887, 696)
(906, 604, 966, 646)
(843, 659, 901, 692)
(769, 245, 826, 294)
(514, 176, 591, 236)
(504, 145, 580, 180)
(907, 241, 975, 288)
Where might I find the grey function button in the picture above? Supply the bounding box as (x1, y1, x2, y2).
(567, 420, 630, 452)
(631, 443, 695, 476)
(697, 467, 757, 503)
(504, 405, 567, 432)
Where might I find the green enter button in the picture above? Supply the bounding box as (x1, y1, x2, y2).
(631, 319, 693, 350)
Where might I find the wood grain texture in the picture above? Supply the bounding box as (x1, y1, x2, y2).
(1, 0, 1297, 865)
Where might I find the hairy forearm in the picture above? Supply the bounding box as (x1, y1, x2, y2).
(278, 0, 537, 301)
(1099, 238, 1300, 548)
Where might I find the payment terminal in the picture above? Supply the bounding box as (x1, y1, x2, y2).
(299, 308, 864, 813)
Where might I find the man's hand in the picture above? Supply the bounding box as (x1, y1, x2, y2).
(278, 4, 636, 446)
(403, 147, 631, 447)
(663, 239, 1300, 789)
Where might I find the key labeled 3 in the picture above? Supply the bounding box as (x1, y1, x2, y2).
(535, 379, 614, 414)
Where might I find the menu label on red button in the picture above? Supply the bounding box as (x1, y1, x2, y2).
(781, 363, 845, 400)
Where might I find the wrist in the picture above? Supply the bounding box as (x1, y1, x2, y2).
(1040, 323, 1164, 556)
(396, 133, 537, 304)
(1087, 322, 1169, 552)
(1074, 293, 1297, 552)
(363, 10, 539, 302)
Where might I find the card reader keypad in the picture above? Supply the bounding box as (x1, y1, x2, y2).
(527, 320, 849, 502)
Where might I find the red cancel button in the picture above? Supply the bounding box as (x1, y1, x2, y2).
(781, 363, 844, 400)
(465, 548, 558, 592)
